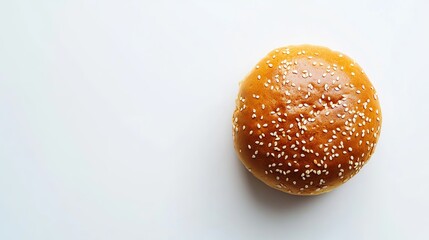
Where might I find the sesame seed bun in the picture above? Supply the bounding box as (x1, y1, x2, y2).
(232, 45, 382, 195)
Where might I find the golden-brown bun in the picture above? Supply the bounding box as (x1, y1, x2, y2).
(232, 45, 382, 195)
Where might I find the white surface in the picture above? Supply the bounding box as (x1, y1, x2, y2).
(0, 0, 428, 239)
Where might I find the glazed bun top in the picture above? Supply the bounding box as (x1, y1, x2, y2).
(232, 45, 382, 195)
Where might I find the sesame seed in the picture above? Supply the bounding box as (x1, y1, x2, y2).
(324, 84, 329, 91)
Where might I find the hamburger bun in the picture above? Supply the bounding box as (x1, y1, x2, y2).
(232, 45, 382, 195)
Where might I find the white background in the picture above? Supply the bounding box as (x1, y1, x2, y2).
(0, 0, 428, 239)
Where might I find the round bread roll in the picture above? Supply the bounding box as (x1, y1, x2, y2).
(232, 45, 382, 195)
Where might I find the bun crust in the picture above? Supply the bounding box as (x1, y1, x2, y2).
(232, 45, 382, 195)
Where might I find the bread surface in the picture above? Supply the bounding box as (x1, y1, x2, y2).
(232, 45, 382, 195)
